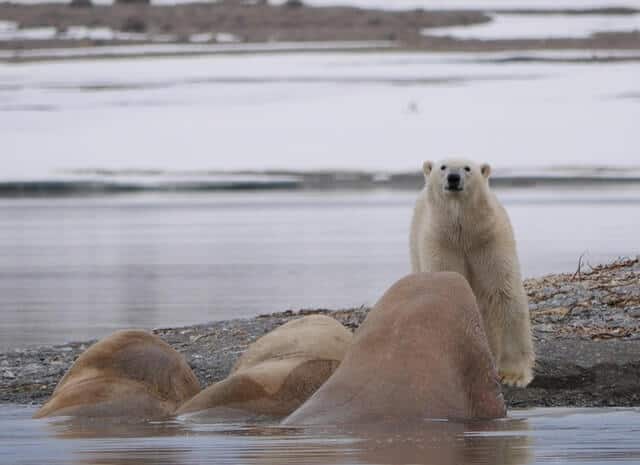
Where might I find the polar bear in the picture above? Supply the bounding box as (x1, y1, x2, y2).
(410, 159, 534, 387)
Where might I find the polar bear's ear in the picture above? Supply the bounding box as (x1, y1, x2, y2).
(481, 163, 492, 179)
(422, 161, 433, 177)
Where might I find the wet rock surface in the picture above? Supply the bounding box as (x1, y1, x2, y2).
(1, 258, 639, 408)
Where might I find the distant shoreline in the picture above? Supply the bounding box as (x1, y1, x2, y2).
(1, 2, 640, 63)
(1, 169, 640, 196)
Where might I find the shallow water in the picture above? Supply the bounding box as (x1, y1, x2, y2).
(1, 405, 640, 465)
(0, 187, 638, 351)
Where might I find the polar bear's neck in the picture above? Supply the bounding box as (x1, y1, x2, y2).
(427, 184, 497, 244)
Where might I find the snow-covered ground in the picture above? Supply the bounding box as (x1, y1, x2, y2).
(0, 21, 245, 43)
(2, 51, 639, 180)
(0, 22, 170, 41)
(422, 13, 640, 39)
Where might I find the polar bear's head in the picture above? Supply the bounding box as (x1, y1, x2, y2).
(423, 159, 491, 198)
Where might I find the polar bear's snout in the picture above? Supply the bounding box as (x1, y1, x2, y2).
(446, 172, 463, 191)
(442, 166, 466, 193)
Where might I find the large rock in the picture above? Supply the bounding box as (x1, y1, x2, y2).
(284, 272, 506, 426)
(33, 330, 200, 419)
(176, 315, 352, 418)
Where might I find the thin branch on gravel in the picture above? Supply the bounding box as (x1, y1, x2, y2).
(572, 252, 587, 281)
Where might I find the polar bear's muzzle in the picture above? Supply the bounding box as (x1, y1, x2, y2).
(445, 172, 464, 192)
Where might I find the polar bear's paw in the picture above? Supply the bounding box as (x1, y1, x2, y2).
(499, 368, 533, 388)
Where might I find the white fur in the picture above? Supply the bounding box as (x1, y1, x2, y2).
(410, 158, 535, 387)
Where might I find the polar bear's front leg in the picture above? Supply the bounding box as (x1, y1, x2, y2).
(480, 288, 534, 387)
(468, 255, 535, 387)
(496, 289, 535, 387)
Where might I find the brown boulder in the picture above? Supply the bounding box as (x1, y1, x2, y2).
(34, 330, 200, 419)
(284, 272, 506, 426)
(176, 315, 352, 418)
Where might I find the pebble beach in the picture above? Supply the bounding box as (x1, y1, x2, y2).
(2, 257, 639, 408)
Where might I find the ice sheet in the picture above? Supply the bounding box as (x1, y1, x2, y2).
(2, 51, 639, 179)
(422, 13, 640, 39)
(0, 24, 184, 42)
(0, 26, 56, 41)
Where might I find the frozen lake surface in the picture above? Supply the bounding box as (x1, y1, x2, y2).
(1, 405, 640, 465)
(0, 187, 638, 351)
(422, 13, 640, 39)
(2, 51, 640, 179)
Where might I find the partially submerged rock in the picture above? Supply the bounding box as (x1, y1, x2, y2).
(33, 330, 200, 419)
(284, 272, 506, 426)
(176, 315, 352, 418)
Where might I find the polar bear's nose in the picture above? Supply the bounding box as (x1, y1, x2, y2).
(447, 173, 461, 186)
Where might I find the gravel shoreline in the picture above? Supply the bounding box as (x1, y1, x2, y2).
(1, 257, 639, 408)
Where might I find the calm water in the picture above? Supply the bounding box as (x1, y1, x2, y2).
(1, 405, 640, 465)
(0, 187, 638, 351)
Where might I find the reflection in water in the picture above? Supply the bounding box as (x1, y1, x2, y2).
(4, 406, 640, 465)
(1, 188, 639, 351)
(48, 419, 193, 465)
(290, 420, 532, 465)
(41, 414, 532, 465)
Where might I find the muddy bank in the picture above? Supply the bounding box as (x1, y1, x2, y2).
(1, 2, 640, 58)
(1, 258, 639, 408)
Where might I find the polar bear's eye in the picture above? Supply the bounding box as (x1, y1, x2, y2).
(441, 165, 447, 170)
(464, 166, 471, 172)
